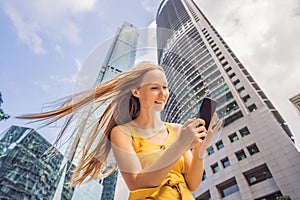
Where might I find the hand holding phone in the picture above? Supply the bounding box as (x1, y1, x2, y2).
(197, 97, 217, 130)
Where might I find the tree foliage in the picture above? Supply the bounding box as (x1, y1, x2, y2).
(0, 92, 10, 122)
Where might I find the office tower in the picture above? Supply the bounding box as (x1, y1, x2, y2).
(156, 0, 300, 199)
(64, 22, 139, 200)
(0, 125, 75, 199)
(289, 93, 300, 114)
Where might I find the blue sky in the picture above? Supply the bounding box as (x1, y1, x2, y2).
(1, 0, 300, 151)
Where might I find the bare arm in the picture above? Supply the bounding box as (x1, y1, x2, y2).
(110, 118, 202, 191)
(183, 113, 223, 191)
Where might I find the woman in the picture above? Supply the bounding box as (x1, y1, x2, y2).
(19, 61, 222, 199)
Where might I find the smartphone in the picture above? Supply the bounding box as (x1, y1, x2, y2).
(197, 97, 217, 129)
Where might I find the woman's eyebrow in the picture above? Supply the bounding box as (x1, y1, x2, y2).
(149, 82, 168, 85)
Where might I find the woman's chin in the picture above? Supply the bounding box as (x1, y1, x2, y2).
(151, 104, 165, 112)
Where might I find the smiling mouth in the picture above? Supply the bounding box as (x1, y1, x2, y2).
(155, 101, 164, 104)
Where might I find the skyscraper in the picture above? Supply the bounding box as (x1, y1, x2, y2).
(64, 22, 139, 200)
(289, 93, 300, 114)
(156, 0, 300, 199)
(0, 125, 75, 200)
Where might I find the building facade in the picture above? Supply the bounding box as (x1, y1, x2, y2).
(156, 0, 300, 199)
(64, 22, 139, 200)
(0, 125, 75, 200)
(289, 93, 300, 114)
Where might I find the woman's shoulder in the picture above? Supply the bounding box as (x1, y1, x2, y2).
(111, 123, 132, 140)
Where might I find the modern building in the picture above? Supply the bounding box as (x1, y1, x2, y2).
(156, 0, 300, 199)
(289, 93, 300, 114)
(0, 125, 75, 200)
(64, 22, 139, 200)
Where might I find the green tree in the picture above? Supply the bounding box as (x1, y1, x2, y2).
(0, 92, 10, 122)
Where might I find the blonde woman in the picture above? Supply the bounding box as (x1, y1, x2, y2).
(20, 62, 222, 199)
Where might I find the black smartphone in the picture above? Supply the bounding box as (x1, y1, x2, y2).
(197, 97, 217, 129)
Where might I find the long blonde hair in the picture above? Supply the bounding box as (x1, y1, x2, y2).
(18, 61, 164, 185)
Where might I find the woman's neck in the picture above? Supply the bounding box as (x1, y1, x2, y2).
(132, 109, 163, 129)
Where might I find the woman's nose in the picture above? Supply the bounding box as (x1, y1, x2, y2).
(160, 88, 167, 97)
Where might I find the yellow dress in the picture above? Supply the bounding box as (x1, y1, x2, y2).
(126, 123, 195, 200)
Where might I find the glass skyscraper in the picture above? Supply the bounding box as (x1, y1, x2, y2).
(64, 22, 139, 200)
(289, 93, 300, 114)
(0, 125, 75, 200)
(156, 0, 300, 199)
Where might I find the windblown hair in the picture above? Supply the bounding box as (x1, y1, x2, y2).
(18, 61, 164, 186)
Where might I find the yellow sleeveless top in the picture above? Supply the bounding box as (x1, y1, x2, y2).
(126, 123, 195, 200)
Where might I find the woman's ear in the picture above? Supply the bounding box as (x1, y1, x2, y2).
(132, 89, 139, 98)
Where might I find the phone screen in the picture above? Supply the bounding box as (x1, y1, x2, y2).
(197, 97, 217, 129)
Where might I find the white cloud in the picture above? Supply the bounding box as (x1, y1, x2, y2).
(4, 3, 46, 54)
(30, 80, 50, 92)
(49, 74, 77, 84)
(54, 44, 63, 56)
(63, 0, 96, 14)
(49, 58, 83, 84)
(75, 58, 82, 72)
(2, 0, 98, 54)
(140, 0, 157, 13)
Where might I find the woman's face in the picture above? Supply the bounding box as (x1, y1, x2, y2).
(134, 69, 169, 112)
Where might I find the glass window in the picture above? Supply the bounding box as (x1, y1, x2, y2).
(225, 66, 232, 72)
(217, 177, 239, 198)
(207, 146, 215, 155)
(242, 94, 251, 103)
(239, 127, 250, 137)
(233, 79, 240, 85)
(221, 157, 231, 168)
(216, 140, 224, 150)
(235, 149, 247, 161)
(248, 104, 257, 112)
(229, 133, 239, 143)
(210, 84, 229, 99)
(211, 163, 220, 174)
(254, 191, 283, 200)
(243, 164, 273, 186)
(223, 111, 243, 127)
(222, 61, 228, 67)
(237, 86, 245, 94)
(247, 143, 260, 155)
(196, 190, 211, 200)
(229, 73, 236, 79)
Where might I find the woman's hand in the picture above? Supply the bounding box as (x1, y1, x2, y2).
(178, 118, 208, 150)
(194, 113, 222, 159)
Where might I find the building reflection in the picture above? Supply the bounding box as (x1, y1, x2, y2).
(0, 125, 75, 200)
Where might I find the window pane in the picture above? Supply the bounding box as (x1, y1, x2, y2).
(217, 177, 240, 198)
(239, 127, 250, 137)
(229, 133, 239, 143)
(216, 140, 224, 150)
(207, 146, 215, 155)
(221, 157, 231, 168)
(243, 164, 273, 186)
(235, 150, 247, 161)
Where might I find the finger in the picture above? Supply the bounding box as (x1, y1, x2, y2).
(184, 118, 196, 126)
(188, 118, 201, 128)
(196, 125, 206, 133)
(197, 118, 206, 127)
(208, 113, 218, 130)
(213, 120, 223, 132)
(197, 132, 207, 140)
